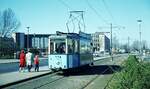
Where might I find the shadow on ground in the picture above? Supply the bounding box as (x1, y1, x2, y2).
(58, 65, 122, 76)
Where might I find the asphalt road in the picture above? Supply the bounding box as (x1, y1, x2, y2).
(0, 58, 48, 74)
(4, 55, 128, 89)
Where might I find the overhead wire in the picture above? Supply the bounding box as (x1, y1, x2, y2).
(57, 0, 73, 10)
(102, 0, 126, 29)
(85, 0, 110, 25)
(57, 0, 73, 32)
(102, 0, 116, 25)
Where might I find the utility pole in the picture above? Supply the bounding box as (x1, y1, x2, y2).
(26, 27, 30, 51)
(98, 24, 125, 61)
(137, 20, 142, 55)
(128, 36, 130, 54)
(34, 33, 35, 48)
(110, 23, 113, 61)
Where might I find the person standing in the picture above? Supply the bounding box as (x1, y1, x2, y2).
(34, 55, 39, 72)
(19, 50, 26, 72)
(26, 50, 33, 72)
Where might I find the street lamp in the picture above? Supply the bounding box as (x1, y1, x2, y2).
(34, 33, 35, 48)
(110, 23, 113, 61)
(137, 20, 142, 55)
(26, 27, 30, 51)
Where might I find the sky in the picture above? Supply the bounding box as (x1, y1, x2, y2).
(0, 0, 150, 45)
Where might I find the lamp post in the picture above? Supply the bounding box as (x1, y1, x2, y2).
(110, 23, 113, 61)
(137, 20, 142, 55)
(34, 33, 35, 48)
(26, 27, 30, 51)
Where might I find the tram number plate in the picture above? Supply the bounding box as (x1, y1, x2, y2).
(55, 56, 61, 65)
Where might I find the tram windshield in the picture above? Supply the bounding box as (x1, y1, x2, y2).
(50, 38, 79, 54)
(50, 39, 66, 54)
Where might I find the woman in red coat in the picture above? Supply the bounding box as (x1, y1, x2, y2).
(19, 50, 26, 72)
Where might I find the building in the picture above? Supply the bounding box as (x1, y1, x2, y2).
(12, 32, 51, 55)
(12, 32, 110, 56)
(91, 32, 110, 53)
(12, 32, 25, 49)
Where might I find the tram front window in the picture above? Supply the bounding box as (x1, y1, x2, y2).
(55, 42, 66, 54)
(50, 39, 66, 54)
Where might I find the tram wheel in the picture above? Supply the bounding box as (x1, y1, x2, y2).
(89, 62, 94, 66)
(51, 69, 57, 72)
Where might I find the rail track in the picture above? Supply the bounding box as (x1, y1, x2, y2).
(81, 55, 127, 89)
(4, 55, 127, 89)
(4, 71, 66, 89)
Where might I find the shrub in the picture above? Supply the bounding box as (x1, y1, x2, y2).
(107, 55, 150, 89)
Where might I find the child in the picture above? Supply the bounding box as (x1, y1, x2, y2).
(34, 55, 39, 72)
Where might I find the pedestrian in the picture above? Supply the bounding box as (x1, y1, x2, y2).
(19, 50, 26, 72)
(34, 55, 39, 72)
(26, 49, 33, 72)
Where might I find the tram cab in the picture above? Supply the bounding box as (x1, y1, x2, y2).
(48, 31, 93, 70)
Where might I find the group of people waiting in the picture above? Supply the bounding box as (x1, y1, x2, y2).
(19, 49, 39, 72)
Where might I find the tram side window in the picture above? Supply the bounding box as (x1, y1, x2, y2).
(87, 41, 93, 53)
(74, 40, 79, 54)
(68, 39, 73, 54)
(80, 39, 92, 54)
(80, 40, 86, 53)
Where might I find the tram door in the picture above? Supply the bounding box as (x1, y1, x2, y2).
(67, 38, 80, 68)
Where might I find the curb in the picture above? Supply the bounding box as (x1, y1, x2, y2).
(0, 61, 19, 64)
(0, 58, 48, 64)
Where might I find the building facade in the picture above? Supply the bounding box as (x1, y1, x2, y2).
(12, 32, 50, 55)
(12, 32, 25, 49)
(12, 32, 110, 56)
(91, 32, 110, 53)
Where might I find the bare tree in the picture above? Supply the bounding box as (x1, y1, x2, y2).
(142, 40, 148, 50)
(0, 8, 20, 58)
(112, 36, 119, 50)
(131, 40, 140, 51)
(131, 40, 149, 52)
(0, 8, 20, 37)
(122, 44, 128, 52)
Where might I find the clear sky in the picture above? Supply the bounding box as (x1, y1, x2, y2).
(0, 0, 150, 45)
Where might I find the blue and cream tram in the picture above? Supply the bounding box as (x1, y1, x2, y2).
(48, 31, 93, 70)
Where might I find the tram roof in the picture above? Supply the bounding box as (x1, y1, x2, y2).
(49, 31, 91, 40)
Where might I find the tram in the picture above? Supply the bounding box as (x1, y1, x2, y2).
(48, 31, 93, 70)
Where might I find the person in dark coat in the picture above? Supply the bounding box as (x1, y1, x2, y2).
(19, 50, 26, 72)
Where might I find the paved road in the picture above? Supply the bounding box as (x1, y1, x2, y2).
(4, 55, 128, 89)
(0, 58, 48, 74)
